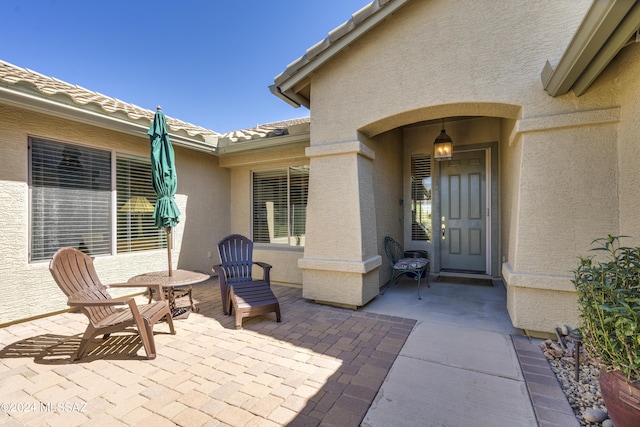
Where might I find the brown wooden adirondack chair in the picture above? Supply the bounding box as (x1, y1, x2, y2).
(213, 234, 281, 329)
(49, 247, 175, 360)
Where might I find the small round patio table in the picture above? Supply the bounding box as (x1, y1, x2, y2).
(128, 270, 210, 317)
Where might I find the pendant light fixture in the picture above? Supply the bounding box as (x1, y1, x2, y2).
(433, 118, 453, 161)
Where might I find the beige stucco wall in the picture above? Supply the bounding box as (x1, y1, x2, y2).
(310, 0, 599, 143)
(0, 104, 228, 325)
(373, 128, 403, 285)
(219, 143, 309, 287)
(294, 0, 634, 332)
(300, 140, 381, 306)
(174, 145, 230, 272)
(499, 118, 520, 271)
(617, 42, 640, 241)
(514, 121, 619, 274)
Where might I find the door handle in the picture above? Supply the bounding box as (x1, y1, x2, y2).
(441, 216, 446, 240)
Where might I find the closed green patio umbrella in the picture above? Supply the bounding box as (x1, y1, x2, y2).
(148, 106, 180, 276)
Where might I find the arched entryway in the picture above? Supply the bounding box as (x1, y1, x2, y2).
(360, 103, 520, 281)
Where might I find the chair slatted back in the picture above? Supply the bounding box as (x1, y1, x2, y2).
(49, 247, 116, 325)
(217, 234, 254, 283)
(384, 236, 404, 264)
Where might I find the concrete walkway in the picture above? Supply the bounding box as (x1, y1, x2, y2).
(0, 276, 577, 426)
(362, 276, 578, 427)
(362, 277, 535, 426)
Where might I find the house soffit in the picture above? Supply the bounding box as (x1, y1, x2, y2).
(0, 59, 220, 153)
(542, 0, 640, 97)
(270, 0, 411, 109)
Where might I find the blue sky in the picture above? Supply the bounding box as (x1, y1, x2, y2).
(1, 1, 370, 133)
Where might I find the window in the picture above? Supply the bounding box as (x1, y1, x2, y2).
(29, 139, 164, 261)
(252, 166, 309, 246)
(30, 139, 112, 261)
(116, 154, 165, 253)
(411, 154, 432, 241)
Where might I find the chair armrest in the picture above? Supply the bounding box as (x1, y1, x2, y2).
(108, 282, 162, 291)
(108, 282, 165, 301)
(254, 262, 272, 283)
(255, 262, 272, 270)
(212, 264, 227, 285)
(67, 296, 134, 307)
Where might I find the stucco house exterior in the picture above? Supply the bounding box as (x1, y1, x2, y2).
(1, 0, 639, 337)
(269, 0, 640, 335)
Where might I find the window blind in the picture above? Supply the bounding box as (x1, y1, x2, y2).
(253, 169, 288, 244)
(411, 154, 432, 241)
(252, 166, 309, 246)
(30, 139, 112, 261)
(116, 154, 165, 252)
(289, 166, 309, 247)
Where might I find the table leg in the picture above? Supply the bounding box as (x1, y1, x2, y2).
(167, 287, 176, 311)
(187, 285, 198, 312)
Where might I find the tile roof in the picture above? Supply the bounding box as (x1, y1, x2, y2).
(218, 117, 310, 143)
(0, 58, 309, 151)
(0, 59, 219, 139)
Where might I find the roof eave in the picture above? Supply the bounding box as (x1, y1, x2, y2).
(542, 0, 640, 97)
(0, 85, 218, 154)
(217, 131, 310, 155)
(269, 84, 304, 108)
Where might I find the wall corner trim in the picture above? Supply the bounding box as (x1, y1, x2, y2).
(306, 140, 375, 160)
(502, 262, 575, 292)
(298, 256, 382, 273)
(512, 107, 620, 142)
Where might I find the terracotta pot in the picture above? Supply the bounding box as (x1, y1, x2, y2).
(599, 369, 640, 427)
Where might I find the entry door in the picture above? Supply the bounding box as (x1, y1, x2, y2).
(439, 150, 487, 273)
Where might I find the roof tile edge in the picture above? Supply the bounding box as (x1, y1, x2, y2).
(272, 0, 397, 88)
(0, 59, 220, 139)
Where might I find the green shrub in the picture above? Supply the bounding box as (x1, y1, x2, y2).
(573, 235, 640, 381)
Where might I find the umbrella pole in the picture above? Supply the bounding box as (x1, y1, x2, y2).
(166, 227, 173, 277)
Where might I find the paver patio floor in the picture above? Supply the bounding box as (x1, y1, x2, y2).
(0, 280, 414, 426)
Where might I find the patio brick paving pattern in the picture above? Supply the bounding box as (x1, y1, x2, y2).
(0, 281, 415, 426)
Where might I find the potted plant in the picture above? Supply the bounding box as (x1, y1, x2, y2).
(573, 235, 640, 427)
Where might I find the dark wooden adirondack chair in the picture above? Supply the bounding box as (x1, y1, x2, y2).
(213, 234, 281, 329)
(49, 247, 175, 360)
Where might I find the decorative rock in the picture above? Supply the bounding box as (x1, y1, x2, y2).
(550, 341, 564, 352)
(583, 408, 608, 423)
(602, 419, 613, 427)
(540, 339, 606, 426)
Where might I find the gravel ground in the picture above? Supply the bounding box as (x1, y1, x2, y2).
(540, 339, 610, 427)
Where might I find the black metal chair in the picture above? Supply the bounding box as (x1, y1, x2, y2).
(382, 236, 430, 299)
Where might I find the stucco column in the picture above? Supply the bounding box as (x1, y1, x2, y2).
(299, 140, 382, 307)
(502, 108, 620, 334)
